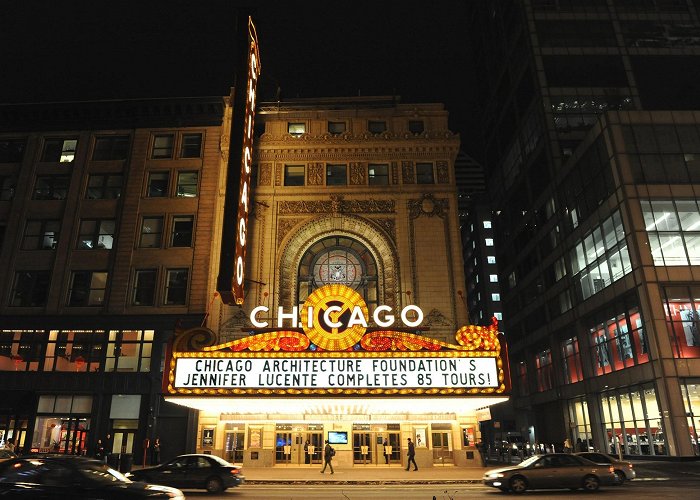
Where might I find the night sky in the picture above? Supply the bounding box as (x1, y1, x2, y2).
(1, 0, 476, 151)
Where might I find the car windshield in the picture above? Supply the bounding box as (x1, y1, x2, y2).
(78, 463, 131, 484)
(519, 455, 541, 467)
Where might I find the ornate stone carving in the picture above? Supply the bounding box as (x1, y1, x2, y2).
(402, 161, 414, 184)
(330, 195, 343, 213)
(349, 162, 366, 185)
(258, 162, 272, 186)
(391, 162, 399, 185)
(424, 308, 453, 327)
(307, 163, 324, 185)
(436, 160, 449, 184)
(277, 217, 302, 245)
(408, 193, 448, 219)
(274, 163, 282, 186)
(278, 198, 396, 214)
(373, 217, 396, 243)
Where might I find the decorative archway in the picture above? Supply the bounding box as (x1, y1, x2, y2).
(277, 214, 400, 313)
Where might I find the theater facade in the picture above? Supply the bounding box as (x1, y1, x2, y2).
(159, 96, 511, 467)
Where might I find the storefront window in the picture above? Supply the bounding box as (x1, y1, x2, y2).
(44, 330, 105, 372)
(0, 330, 45, 372)
(599, 385, 665, 456)
(32, 395, 92, 455)
(680, 380, 700, 456)
(589, 306, 649, 376)
(561, 337, 583, 384)
(663, 286, 700, 358)
(567, 398, 592, 451)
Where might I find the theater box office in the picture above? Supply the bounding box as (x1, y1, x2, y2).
(163, 284, 510, 468)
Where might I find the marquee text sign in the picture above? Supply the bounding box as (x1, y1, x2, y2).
(173, 356, 499, 389)
(165, 284, 510, 397)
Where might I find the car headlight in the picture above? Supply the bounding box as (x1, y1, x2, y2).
(487, 473, 505, 478)
(124, 472, 133, 478)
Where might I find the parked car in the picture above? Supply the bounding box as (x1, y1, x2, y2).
(0, 455, 184, 499)
(575, 451, 636, 484)
(0, 450, 16, 463)
(127, 453, 244, 494)
(483, 452, 618, 493)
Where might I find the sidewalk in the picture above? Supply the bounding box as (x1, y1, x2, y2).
(237, 460, 700, 485)
(241, 465, 484, 484)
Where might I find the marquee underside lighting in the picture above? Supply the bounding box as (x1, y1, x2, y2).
(164, 396, 509, 416)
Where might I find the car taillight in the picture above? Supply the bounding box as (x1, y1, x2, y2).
(609, 466, 614, 473)
(230, 469, 240, 475)
(628, 464, 633, 468)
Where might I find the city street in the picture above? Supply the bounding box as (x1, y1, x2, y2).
(181, 480, 700, 499)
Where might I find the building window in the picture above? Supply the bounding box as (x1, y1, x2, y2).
(408, 120, 424, 134)
(326, 164, 347, 186)
(328, 121, 346, 135)
(491, 293, 501, 301)
(567, 398, 592, 452)
(485, 238, 494, 247)
(33, 175, 70, 200)
(368, 164, 389, 185)
(642, 199, 700, 266)
(77, 219, 115, 249)
(22, 220, 60, 250)
(535, 349, 554, 391)
(52, 331, 105, 372)
(0, 139, 26, 163)
(180, 133, 202, 158)
(489, 274, 498, 282)
(10, 271, 50, 307)
(516, 361, 528, 396)
(146, 172, 169, 197)
(139, 217, 163, 248)
(176, 171, 198, 197)
(284, 165, 305, 186)
(171, 216, 194, 247)
(562, 337, 583, 384)
(662, 285, 700, 358)
(12, 331, 45, 371)
(165, 269, 189, 305)
(680, 380, 700, 455)
(416, 163, 434, 184)
(92, 136, 129, 161)
(68, 271, 108, 306)
(600, 385, 665, 456)
(487, 256, 496, 264)
(483, 220, 492, 228)
(106, 329, 153, 372)
(86, 174, 122, 199)
(590, 306, 649, 375)
(42, 138, 77, 163)
(152, 134, 174, 159)
(288, 123, 306, 136)
(368, 120, 387, 134)
(494, 312, 503, 321)
(0, 176, 16, 200)
(569, 210, 631, 301)
(132, 270, 157, 306)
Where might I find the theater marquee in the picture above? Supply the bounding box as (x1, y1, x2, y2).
(164, 284, 510, 398)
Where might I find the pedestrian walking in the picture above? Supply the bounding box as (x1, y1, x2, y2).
(564, 438, 572, 453)
(320, 440, 334, 474)
(151, 437, 161, 465)
(3, 439, 15, 453)
(383, 438, 389, 464)
(304, 439, 310, 464)
(405, 438, 417, 471)
(94, 439, 105, 461)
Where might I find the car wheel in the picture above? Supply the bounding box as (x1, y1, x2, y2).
(614, 470, 626, 485)
(205, 476, 224, 494)
(582, 474, 600, 492)
(509, 475, 528, 494)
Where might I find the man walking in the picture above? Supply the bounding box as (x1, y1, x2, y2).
(320, 440, 334, 474)
(406, 438, 417, 471)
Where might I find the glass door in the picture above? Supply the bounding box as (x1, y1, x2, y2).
(275, 430, 292, 464)
(432, 431, 453, 464)
(353, 431, 372, 464)
(225, 431, 244, 463)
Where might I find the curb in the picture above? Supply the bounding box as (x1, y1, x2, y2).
(243, 479, 483, 485)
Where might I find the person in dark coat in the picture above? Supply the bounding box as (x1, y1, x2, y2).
(406, 438, 417, 471)
(320, 440, 334, 474)
(151, 437, 161, 465)
(304, 440, 310, 464)
(94, 439, 105, 461)
(383, 438, 389, 464)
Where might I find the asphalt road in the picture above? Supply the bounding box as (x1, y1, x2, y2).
(181, 480, 700, 499)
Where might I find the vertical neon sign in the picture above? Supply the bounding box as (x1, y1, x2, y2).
(232, 17, 260, 304)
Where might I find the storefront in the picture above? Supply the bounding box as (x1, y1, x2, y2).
(164, 284, 510, 467)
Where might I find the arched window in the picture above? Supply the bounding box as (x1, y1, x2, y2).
(297, 236, 378, 311)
